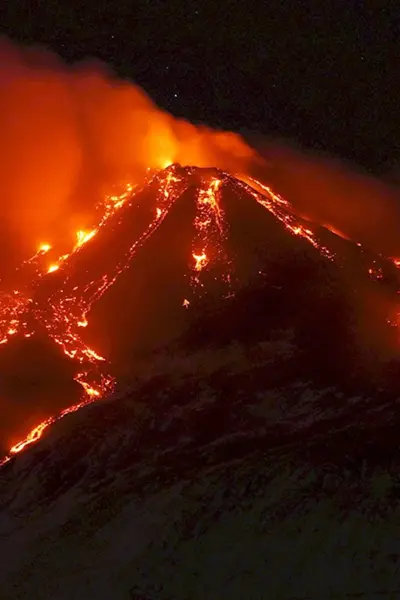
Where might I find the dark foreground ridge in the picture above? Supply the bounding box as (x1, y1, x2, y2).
(1, 324, 400, 598)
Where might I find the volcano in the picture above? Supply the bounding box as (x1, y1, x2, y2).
(1, 164, 400, 463)
(1, 165, 400, 598)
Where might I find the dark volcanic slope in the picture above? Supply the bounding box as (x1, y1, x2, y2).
(1, 314, 400, 599)
(53, 164, 400, 362)
(1, 164, 400, 449)
(1, 166, 400, 598)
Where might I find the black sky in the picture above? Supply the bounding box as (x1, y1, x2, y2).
(1, 2, 399, 173)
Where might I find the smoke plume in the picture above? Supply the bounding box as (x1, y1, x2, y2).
(2, 36, 400, 266)
(0, 36, 256, 268)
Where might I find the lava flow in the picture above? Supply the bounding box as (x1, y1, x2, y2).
(237, 176, 335, 261)
(2, 164, 399, 468)
(0, 166, 185, 466)
(190, 176, 232, 292)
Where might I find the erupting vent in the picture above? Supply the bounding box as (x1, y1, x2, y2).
(1, 164, 400, 466)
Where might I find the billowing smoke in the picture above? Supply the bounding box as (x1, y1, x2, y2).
(0, 36, 256, 268)
(3, 36, 399, 267)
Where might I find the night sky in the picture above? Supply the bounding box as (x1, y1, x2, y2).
(1, 3, 399, 173)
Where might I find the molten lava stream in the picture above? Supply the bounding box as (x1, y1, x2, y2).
(238, 177, 335, 261)
(0, 166, 187, 467)
(189, 175, 232, 294)
(1, 166, 340, 469)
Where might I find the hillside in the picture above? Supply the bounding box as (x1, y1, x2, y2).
(0, 165, 400, 598)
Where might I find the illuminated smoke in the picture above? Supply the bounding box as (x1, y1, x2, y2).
(0, 36, 256, 265)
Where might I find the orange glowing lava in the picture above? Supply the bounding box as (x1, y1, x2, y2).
(193, 252, 208, 271)
(47, 264, 60, 273)
(1, 165, 395, 469)
(0, 166, 186, 466)
(189, 176, 232, 292)
(9, 420, 52, 455)
(240, 177, 335, 261)
(75, 229, 97, 248)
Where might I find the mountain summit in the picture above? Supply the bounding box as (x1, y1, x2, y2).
(1, 165, 400, 598)
(1, 164, 400, 464)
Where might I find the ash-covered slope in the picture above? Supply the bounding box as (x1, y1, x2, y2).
(1, 165, 400, 598)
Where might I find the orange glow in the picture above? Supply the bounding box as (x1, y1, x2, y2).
(0, 165, 185, 466)
(0, 38, 260, 466)
(47, 264, 59, 273)
(75, 229, 97, 248)
(242, 177, 335, 261)
(1, 156, 400, 469)
(189, 176, 232, 293)
(9, 420, 52, 455)
(193, 252, 208, 271)
(0, 38, 258, 264)
(161, 158, 173, 169)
